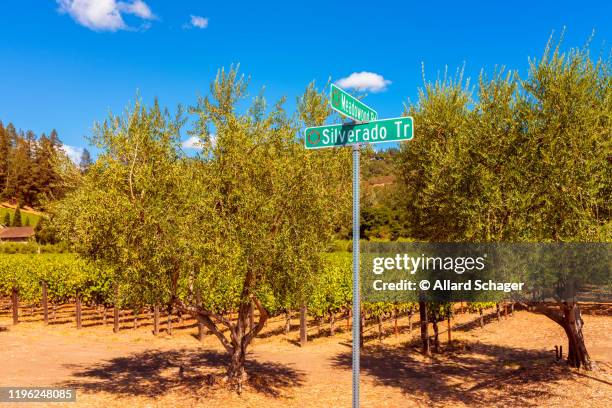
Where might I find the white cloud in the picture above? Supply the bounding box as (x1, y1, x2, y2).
(181, 136, 203, 150)
(182, 134, 216, 150)
(336, 72, 392, 93)
(118, 0, 153, 19)
(57, 0, 155, 32)
(61, 144, 85, 164)
(187, 15, 209, 29)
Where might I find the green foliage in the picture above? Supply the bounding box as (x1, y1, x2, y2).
(12, 205, 22, 227)
(0, 254, 113, 306)
(467, 302, 496, 313)
(308, 252, 352, 317)
(0, 242, 69, 254)
(0, 207, 41, 227)
(396, 37, 611, 242)
(50, 67, 352, 377)
(428, 302, 453, 320)
(0, 122, 71, 209)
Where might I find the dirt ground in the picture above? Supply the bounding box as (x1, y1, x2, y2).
(0, 304, 610, 408)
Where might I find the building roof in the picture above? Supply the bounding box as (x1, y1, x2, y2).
(0, 227, 35, 239)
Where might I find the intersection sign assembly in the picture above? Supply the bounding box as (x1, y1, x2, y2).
(303, 83, 413, 408)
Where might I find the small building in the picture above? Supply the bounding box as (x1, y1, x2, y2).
(0, 227, 35, 243)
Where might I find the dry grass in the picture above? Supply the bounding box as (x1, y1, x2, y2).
(0, 303, 610, 407)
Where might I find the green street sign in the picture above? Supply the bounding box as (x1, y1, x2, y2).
(304, 116, 413, 149)
(330, 84, 378, 122)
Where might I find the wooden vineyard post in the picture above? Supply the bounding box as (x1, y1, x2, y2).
(167, 306, 173, 335)
(346, 309, 351, 331)
(197, 318, 205, 341)
(407, 310, 413, 334)
(75, 292, 82, 329)
(11, 286, 19, 325)
(153, 305, 160, 336)
(419, 301, 430, 356)
(42, 281, 49, 325)
(393, 309, 399, 338)
(113, 285, 120, 333)
(447, 315, 452, 344)
(195, 291, 205, 340)
(299, 301, 307, 346)
(360, 309, 365, 347)
(284, 310, 291, 334)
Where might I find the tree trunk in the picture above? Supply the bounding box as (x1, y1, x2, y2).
(330, 311, 335, 336)
(299, 302, 307, 346)
(447, 315, 452, 344)
(102, 306, 107, 326)
(227, 343, 247, 392)
(224, 296, 269, 392)
(561, 303, 592, 369)
(249, 302, 255, 332)
(496, 303, 501, 322)
(133, 309, 138, 329)
(535, 301, 592, 370)
(479, 309, 484, 328)
(11, 287, 18, 325)
(419, 301, 430, 355)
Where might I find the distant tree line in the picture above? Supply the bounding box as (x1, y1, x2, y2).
(0, 122, 90, 209)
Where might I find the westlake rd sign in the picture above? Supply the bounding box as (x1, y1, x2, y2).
(330, 84, 378, 122)
(304, 116, 413, 149)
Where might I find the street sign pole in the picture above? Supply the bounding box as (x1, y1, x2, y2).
(351, 142, 360, 408)
(303, 84, 414, 408)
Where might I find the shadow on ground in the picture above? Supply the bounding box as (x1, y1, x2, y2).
(59, 348, 305, 398)
(333, 342, 577, 407)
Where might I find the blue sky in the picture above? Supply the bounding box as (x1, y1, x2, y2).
(1, 0, 611, 160)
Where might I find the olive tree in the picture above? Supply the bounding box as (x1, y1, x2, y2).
(54, 68, 350, 389)
(396, 37, 610, 368)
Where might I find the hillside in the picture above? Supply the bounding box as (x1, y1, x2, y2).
(0, 202, 42, 227)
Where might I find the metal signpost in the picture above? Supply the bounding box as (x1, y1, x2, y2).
(304, 84, 413, 408)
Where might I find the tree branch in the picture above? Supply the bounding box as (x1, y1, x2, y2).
(173, 299, 234, 352)
(244, 296, 269, 346)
